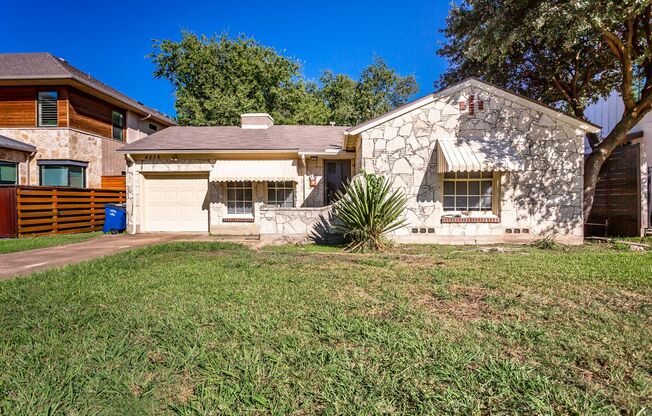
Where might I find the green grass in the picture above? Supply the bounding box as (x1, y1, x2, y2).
(0, 242, 650, 414)
(0, 232, 101, 254)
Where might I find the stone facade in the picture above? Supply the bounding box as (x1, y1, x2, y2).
(0, 128, 107, 187)
(0, 110, 164, 188)
(357, 84, 586, 244)
(259, 206, 331, 235)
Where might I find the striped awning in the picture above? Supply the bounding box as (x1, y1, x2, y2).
(210, 159, 299, 182)
(437, 137, 524, 173)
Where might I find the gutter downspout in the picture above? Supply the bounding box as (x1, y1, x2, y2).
(137, 113, 152, 142)
(26, 151, 36, 185)
(300, 153, 306, 208)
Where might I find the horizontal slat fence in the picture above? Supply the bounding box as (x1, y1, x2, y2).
(17, 186, 126, 237)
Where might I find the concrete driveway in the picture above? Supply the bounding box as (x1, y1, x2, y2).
(0, 233, 203, 279)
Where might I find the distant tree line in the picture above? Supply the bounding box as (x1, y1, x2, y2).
(151, 32, 418, 127)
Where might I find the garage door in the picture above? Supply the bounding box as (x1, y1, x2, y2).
(143, 174, 209, 232)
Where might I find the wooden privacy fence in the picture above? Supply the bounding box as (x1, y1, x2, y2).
(101, 175, 126, 190)
(585, 143, 641, 237)
(16, 186, 126, 237)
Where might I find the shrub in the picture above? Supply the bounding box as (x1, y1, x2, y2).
(333, 172, 407, 252)
(530, 234, 558, 250)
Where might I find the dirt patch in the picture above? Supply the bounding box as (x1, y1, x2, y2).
(592, 290, 652, 313)
(162, 369, 196, 405)
(417, 285, 502, 322)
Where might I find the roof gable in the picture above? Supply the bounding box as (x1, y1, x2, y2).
(346, 78, 601, 135)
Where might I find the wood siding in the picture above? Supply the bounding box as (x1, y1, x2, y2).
(0, 85, 130, 141)
(0, 86, 68, 127)
(68, 88, 124, 140)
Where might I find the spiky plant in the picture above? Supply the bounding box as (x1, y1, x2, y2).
(333, 172, 407, 252)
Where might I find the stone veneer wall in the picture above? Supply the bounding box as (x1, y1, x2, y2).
(259, 206, 332, 236)
(0, 127, 128, 188)
(358, 84, 586, 244)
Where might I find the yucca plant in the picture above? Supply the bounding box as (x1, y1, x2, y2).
(333, 172, 407, 252)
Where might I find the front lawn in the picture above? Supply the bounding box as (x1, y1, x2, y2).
(0, 242, 650, 414)
(0, 232, 100, 254)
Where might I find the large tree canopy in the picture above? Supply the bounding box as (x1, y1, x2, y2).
(152, 32, 418, 126)
(437, 0, 652, 218)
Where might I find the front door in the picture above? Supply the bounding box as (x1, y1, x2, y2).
(324, 160, 351, 205)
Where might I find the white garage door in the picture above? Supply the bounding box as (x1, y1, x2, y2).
(143, 174, 209, 232)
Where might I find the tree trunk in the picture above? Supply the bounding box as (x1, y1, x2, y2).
(583, 112, 642, 220)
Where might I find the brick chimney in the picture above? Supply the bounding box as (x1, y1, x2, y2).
(241, 113, 274, 129)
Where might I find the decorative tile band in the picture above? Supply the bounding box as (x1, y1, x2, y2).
(441, 216, 500, 224)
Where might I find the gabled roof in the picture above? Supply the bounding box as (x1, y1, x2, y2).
(346, 77, 601, 135)
(0, 134, 37, 153)
(118, 125, 350, 154)
(0, 53, 176, 126)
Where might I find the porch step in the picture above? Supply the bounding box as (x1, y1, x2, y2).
(646, 228, 652, 237)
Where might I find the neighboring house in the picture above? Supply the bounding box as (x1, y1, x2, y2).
(0, 52, 176, 189)
(119, 78, 599, 244)
(584, 92, 650, 237)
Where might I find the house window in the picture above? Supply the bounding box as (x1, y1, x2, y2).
(226, 181, 253, 214)
(112, 111, 125, 141)
(37, 91, 58, 126)
(0, 161, 17, 185)
(267, 181, 295, 207)
(443, 171, 493, 212)
(148, 123, 158, 132)
(38, 161, 87, 188)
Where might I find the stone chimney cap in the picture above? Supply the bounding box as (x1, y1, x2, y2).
(241, 113, 274, 129)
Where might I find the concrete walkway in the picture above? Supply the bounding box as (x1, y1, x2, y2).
(0, 233, 203, 279)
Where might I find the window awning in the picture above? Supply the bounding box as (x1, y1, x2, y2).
(210, 159, 299, 182)
(436, 137, 524, 173)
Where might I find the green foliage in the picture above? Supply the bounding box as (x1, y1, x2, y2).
(319, 57, 419, 126)
(354, 57, 419, 122)
(0, 232, 100, 254)
(437, 0, 619, 117)
(0, 242, 650, 413)
(333, 172, 407, 252)
(530, 234, 559, 250)
(151, 32, 418, 126)
(151, 32, 312, 125)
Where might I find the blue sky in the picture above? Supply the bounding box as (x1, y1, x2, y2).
(1, 0, 450, 118)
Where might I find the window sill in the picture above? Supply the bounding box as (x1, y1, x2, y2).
(222, 217, 254, 223)
(441, 216, 500, 224)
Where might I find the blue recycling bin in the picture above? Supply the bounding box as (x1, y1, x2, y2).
(103, 203, 126, 233)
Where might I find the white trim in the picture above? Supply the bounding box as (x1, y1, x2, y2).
(346, 78, 601, 135)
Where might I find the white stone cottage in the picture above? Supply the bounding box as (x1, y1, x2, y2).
(119, 78, 600, 244)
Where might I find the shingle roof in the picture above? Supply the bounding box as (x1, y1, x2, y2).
(0, 53, 176, 126)
(118, 125, 349, 153)
(0, 134, 37, 153)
